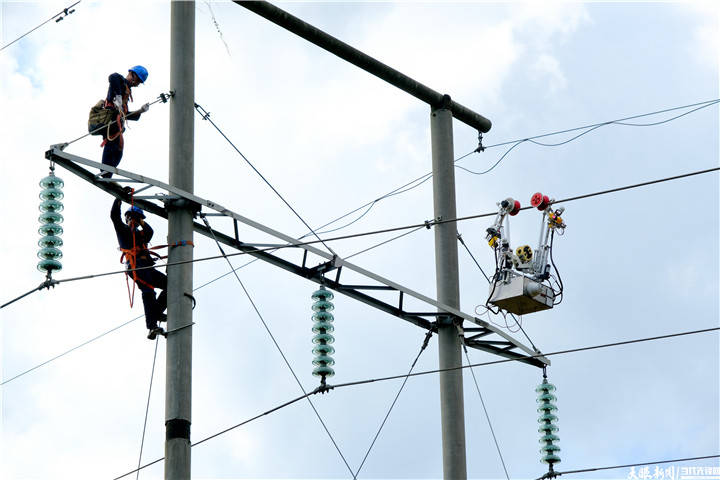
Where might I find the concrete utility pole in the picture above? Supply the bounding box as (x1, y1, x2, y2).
(165, 2, 195, 479)
(431, 97, 467, 480)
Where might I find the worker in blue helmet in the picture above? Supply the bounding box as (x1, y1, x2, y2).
(89, 65, 150, 178)
(111, 193, 167, 340)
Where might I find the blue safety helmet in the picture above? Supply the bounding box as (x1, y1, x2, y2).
(128, 65, 148, 84)
(125, 206, 146, 220)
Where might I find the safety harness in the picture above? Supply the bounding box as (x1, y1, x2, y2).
(119, 190, 193, 307)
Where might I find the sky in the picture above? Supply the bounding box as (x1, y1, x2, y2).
(1, 1, 719, 479)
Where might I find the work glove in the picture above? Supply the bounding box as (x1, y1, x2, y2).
(113, 95, 123, 112)
(140, 103, 150, 113)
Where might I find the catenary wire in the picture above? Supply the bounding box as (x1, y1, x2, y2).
(0, 315, 142, 386)
(537, 455, 720, 480)
(199, 215, 355, 478)
(111, 326, 719, 479)
(136, 338, 159, 480)
(0, 256, 264, 386)
(313, 173, 433, 236)
(0, 1, 80, 52)
(482, 99, 720, 150)
(331, 326, 720, 390)
(3, 165, 718, 310)
(112, 388, 325, 480)
(306, 99, 719, 237)
(354, 331, 433, 479)
(194, 102, 338, 258)
(1, 224, 433, 386)
(463, 344, 510, 480)
(523, 101, 717, 148)
(345, 225, 426, 260)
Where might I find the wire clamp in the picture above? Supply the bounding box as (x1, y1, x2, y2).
(39, 278, 59, 291)
(424, 219, 433, 229)
(312, 384, 335, 395)
(420, 330, 433, 350)
(55, 4, 77, 23)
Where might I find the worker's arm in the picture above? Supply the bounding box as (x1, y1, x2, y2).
(111, 197, 131, 247)
(141, 220, 154, 243)
(125, 109, 144, 121)
(106, 73, 126, 103)
(111, 197, 123, 227)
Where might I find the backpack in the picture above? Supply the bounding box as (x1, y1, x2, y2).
(87, 100, 116, 135)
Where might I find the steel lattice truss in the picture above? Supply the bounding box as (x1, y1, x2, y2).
(46, 145, 549, 368)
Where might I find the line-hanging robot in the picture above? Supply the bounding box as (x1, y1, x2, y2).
(485, 193, 566, 315)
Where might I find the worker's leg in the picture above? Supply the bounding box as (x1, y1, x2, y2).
(144, 269, 167, 316)
(135, 271, 160, 330)
(100, 140, 123, 178)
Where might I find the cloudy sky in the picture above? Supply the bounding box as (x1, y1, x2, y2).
(1, 1, 718, 479)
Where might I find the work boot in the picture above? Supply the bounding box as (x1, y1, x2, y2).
(147, 327, 165, 340)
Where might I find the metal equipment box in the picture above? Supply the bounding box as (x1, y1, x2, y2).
(488, 275, 555, 315)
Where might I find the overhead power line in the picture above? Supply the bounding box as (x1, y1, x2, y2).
(463, 344, 510, 480)
(537, 455, 720, 480)
(354, 331, 433, 478)
(457, 99, 720, 176)
(111, 325, 719, 479)
(1, 256, 267, 386)
(331, 326, 720, 390)
(112, 388, 322, 480)
(199, 215, 355, 478)
(2, 165, 717, 310)
(483, 99, 720, 150)
(135, 338, 160, 480)
(194, 102, 338, 257)
(302, 99, 720, 232)
(0, 1, 81, 52)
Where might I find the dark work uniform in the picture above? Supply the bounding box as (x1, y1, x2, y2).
(111, 198, 167, 330)
(95, 73, 143, 177)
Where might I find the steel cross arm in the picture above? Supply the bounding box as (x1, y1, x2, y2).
(233, 1, 491, 133)
(45, 146, 548, 367)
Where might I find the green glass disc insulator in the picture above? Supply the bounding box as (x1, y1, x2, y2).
(312, 365, 335, 377)
(38, 235, 64, 248)
(535, 381, 556, 393)
(312, 300, 334, 312)
(312, 354, 335, 367)
(39, 223, 63, 236)
(537, 403, 558, 414)
(39, 199, 64, 213)
(312, 333, 335, 344)
(38, 247, 63, 260)
(39, 174, 64, 189)
(39, 211, 63, 224)
(541, 454, 561, 464)
(538, 423, 559, 434)
(39, 187, 64, 201)
(312, 344, 335, 356)
(540, 444, 561, 455)
(312, 321, 335, 334)
(37, 258, 62, 273)
(537, 392, 557, 403)
(311, 287, 334, 301)
(538, 412, 558, 424)
(539, 433, 560, 444)
(312, 311, 334, 323)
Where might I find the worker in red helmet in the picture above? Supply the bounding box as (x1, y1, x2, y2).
(89, 65, 150, 178)
(111, 193, 167, 340)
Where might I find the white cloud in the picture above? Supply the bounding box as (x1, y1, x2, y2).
(531, 53, 568, 94)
